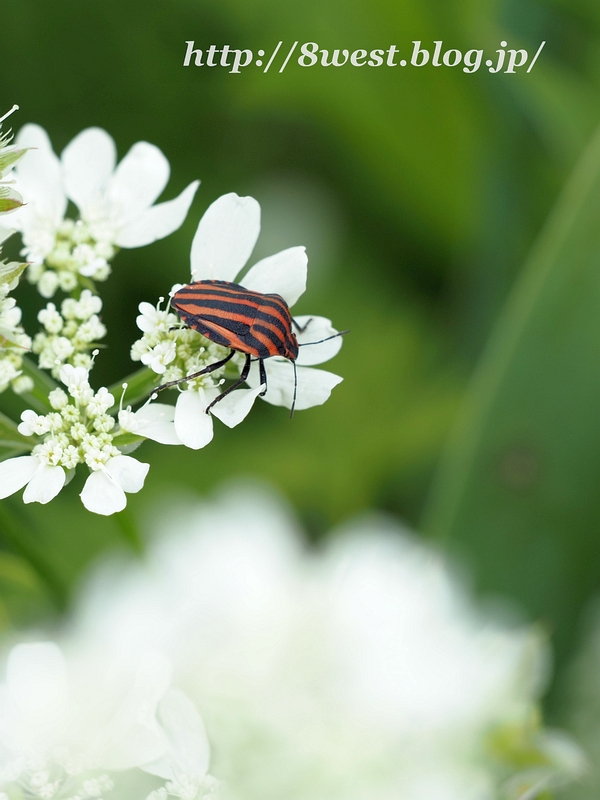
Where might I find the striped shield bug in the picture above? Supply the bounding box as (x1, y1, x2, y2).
(156, 279, 346, 417)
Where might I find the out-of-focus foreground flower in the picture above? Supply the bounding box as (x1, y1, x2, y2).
(0, 640, 218, 800)
(48, 486, 581, 800)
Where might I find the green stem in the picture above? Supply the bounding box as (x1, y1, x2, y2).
(0, 501, 68, 611)
(108, 367, 160, 411)
(19, 356, 58, 413)
(113, 507, 144, 555)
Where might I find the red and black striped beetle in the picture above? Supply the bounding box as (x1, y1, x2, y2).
(156, 279, 344, 416)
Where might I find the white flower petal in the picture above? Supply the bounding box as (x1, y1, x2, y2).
(106, 141, 171, 224)
(142, 688, 210, 780)
(133, 403, 181, 445)
(6, 642, 69, 727)
(13, 124, 67, 231)
(0, 456, 39, 499)
(190, 193, 260, 282)
(116, 180, 199, 248)
(61, 127, 117, 212)
(174, 390, 215, 450)
(23, 463, 66, 505)
(294, 315, 343, 366)
(105, 455, 150, 494)
(133, 402, 176, 427)
(80, 470, 127, 516)
(88, 650, 172, 771)
(209, 384, 264, 428)
(243, 246, 307, 307)
(248, 359, 343, 410)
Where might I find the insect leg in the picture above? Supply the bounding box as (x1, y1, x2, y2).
(205, 353, 252, 414)
(259, 359, 267, 396)
(290, 360, 298, 420)
(155, 349, 236, 392)
(292, 317, 313, 333)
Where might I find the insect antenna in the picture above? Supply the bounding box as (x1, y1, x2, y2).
(298, 330, 350, 347)
(290, 360, 298, 419)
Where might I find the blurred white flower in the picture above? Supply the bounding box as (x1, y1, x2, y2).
(68, 487, 581, 800)
(0, 641, 217, 800)
(9, 124, 199, 293)
(131, 193, 343, 450)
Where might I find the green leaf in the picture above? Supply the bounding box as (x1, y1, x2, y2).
(17, 356, 58, 413)
(0, 501, 67, 611)
(0, 260, 27, 287)
(423, 122, 600, 672)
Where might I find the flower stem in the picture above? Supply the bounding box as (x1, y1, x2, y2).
(113, 507, 144, 555)
(0, 500, 68, 611)
(107, 367, 160, 411)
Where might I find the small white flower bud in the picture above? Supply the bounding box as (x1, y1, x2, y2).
(11, 375, 34, 394)
(38, 270, 60, 298)
(49, 388, 69, 410)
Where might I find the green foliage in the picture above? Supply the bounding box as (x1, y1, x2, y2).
(424, 122, 600, 684)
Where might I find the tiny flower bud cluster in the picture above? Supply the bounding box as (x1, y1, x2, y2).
(0, 279, 33, 394)
(130, 298, 241, 392)
(18, 366, 120, 472)
(0, 759, 115, 800)
(25, 219, 115, 298)
(147, 775, 220, 800)
(33, 290, 107, 378)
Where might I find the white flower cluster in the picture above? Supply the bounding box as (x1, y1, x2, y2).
(9, 124, 199, 297)
(38, 487, 581, 800)
(0, 270, 32, 395)
(131, 298, 234, 386)
(0, 364, 181, 515)
(131, 193, 343, 451)
(27, 218, 115, 298)
(0, 642, 219, 800)
(33, 289, 107, 377)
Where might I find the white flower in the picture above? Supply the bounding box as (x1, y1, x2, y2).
(70, 487, 581, 800)
(9, 124, 199, 288)
(169, 193, 343, 449)
(80, 455, 150, 516)
(141, 340, 177, 374)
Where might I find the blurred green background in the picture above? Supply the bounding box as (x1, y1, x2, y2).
(2, 0, 600, 724)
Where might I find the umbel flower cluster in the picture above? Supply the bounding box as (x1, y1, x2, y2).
(0, 121, 344, 515)
(0, 488, 585, 800)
